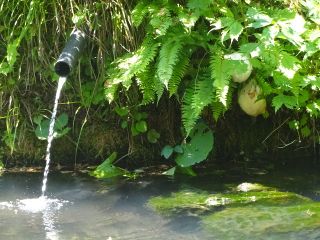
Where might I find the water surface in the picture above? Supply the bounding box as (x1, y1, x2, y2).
(0, 168, 320, 240)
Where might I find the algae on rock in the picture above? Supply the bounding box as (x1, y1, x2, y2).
(202, 203, 320, 240)
(147, 183, 310, 215)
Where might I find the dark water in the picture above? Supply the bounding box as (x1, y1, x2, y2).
(0, 168, 320, 240)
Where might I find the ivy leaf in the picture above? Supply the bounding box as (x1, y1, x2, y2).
(239, 43, 261, 58)
(272, 94, 297, 112)
(211, 17, 243, 43)
(246, 7, 273, 28)
(187, 0, 211, 11)
(277, 52, 301, 79)
(135, 120, 148, 133)
(55, 113, 68, 130)
(161, 145, 174, 159)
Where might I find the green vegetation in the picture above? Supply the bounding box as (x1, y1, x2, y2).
(0, 0, 319, 170)
(203, 203, 320, 240)
(148, 181, 320, 239)
(148, 183, 311, 215)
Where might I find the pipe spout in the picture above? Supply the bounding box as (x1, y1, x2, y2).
(54, 29, 86, 77)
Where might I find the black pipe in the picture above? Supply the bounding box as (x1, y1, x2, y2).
(54, 29, 86, 77)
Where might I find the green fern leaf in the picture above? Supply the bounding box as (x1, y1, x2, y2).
(168, 52, 190, 96)
(211, 101, 225, 121)
(107, 36, 159, 90)
(210, 51, 232, 106)
(157, 36, 184, 88)
(136, 66, 156, 105)
(150, 7, 173, 36)
(182, 71, 213, 135)
(132, 1, 149, 27)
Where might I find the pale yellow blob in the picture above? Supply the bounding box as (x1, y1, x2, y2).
(238, 80, 266, 117)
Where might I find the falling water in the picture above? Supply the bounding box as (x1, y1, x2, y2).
(41, 77, 67, 197)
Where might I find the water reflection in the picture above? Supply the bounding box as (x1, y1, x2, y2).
(1, 196, 68, 240)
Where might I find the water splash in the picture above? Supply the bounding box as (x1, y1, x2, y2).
(41, 77, 67, 196)
(1, 197, 69, 240)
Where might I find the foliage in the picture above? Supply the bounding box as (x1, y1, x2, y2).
(0, 0, 138, 161)
(33, 113, 70, 140)
(90, 152, 128, 178)
(115, 106, 160, 142)
(105, 0, 320, 150)
(148, 183, 310, 215)
(1, 0, 320, 165)
(161, 122, 214, 175)
(0, 160, 4, 171)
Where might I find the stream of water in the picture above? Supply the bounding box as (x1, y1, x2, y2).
(41, 76, 66, 196)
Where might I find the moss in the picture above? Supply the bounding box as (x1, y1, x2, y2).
(147, 184, 310, 215)
(202, 203, 320, 240)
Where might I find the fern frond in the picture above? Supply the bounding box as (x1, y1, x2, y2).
(136, 65, 156, 105)
(182, 71, 213, 135)
(132, 1, 149, 27)
(104, 84, 119, 103)
(210, 50, 232, 106)
(211, 85, 233, 121)
(150, 6, 173, 36)
(157, 36, 184, 88)
(168, 51, 190, 96)
(107, 36, 159, 89)
(211, 101, 225, 121)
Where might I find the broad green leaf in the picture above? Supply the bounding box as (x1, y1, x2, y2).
(163, 167, 176, 176)
(239, 43, 261, 58)
(176, 166, 197, 176)
(55, 113, 68, 129)
(35, 119, 50, 140)
(175, 123, 214, 167)
(161, 145, 174, 159)
(91, 152, 128, 179)
(229, 21, 243, 43)
(301, 126, 311, 137)
(277, 52, 301, 79)
(187, 0, 211, 11)
(115, 107, 129, 117)
(131, 125, 140, 136)
(135, 120, 148, 133)
(55, 127, 71, 138)
(246, 7, 273, 28)
(147, 129, 160, 143)
(174, 145, 183, 154)
(211, 17, 243, 43)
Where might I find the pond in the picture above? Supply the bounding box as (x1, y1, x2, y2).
(0, 166, 320, 240)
